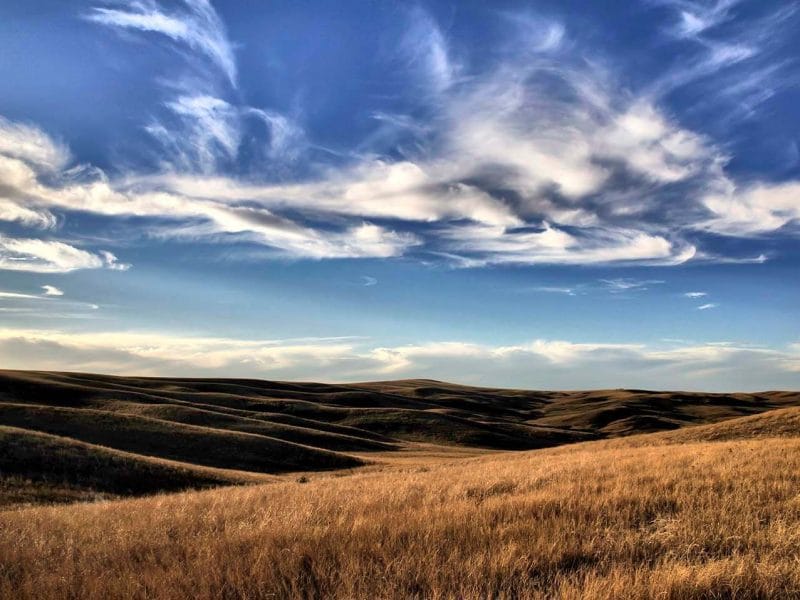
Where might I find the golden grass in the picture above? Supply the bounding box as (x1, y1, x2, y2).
(2, 429, 800, 599)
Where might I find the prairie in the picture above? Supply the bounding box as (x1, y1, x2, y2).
(2, 405, 800, 598)
(2, 370, 800, 598)
(1, 369, 798, 506)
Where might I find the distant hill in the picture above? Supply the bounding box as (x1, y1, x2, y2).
(1, 369, 798, 507)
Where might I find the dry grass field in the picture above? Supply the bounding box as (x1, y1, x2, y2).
(2, 369, 798, 507)
(2, 370, 800, 598)
(2, 405, 800, 599)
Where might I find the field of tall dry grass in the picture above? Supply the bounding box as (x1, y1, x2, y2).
(2, 419, 800, 599)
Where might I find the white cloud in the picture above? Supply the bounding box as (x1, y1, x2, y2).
(0, 327, 796, 390)
(2, 7, 795, 268)
(684, 291, 707, 298)
(86, 0, 237, 85)
(402, 6, 458, 94)
(529, 286, 577, 296)
(439, 222, 695, 266)
(599, 278, 665, 292)
(697, 303, 718, 310)
(161, 95, 241, 172)
(361, 276, 377, 287)
(143, 160, 522, 227)
(650, 0, 797, 123)
(661, 0, 742, 39)
(41, 285, 64, 296)
(0, 197, 56, 229)
(0, 235, 123, 274)
(0, 291, 45, 300)
(99, 250, 131, 271)
(0, 328, 360, 376)
(701, 180, 800, 236)
(0, 116, 70, 172)
(0, 128, 61, 229)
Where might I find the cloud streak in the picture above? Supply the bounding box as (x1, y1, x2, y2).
(0, 235, 127, 273)
(86, 0, 237, 85)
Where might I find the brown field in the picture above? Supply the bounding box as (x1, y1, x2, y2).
(2, 369, 798, 507)
(2, 370, 800, 598)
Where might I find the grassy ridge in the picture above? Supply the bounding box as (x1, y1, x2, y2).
(1, 369, 798, 508)
(0, 425, 257, 506)
(0, 404, 363, 474)
(2, 407, 800, 599)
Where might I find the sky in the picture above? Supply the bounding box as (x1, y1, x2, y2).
(0, 0, 798, 390)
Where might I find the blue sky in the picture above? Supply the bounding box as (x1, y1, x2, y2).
(0, 0, 798, 390)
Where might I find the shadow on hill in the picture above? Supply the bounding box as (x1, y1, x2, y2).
(1, 370, 798, 507)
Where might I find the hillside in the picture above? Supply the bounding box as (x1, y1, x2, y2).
(2, 406, 800, 599)
(0, 426, 264, 507)
(1, 369, 798, 507)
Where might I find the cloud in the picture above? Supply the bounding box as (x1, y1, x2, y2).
(99, 251, 131, 271)
(41, 285, 64, 296)
(86, 0, 307, 176)
(144, 160, 521, 227)
(361, 276, 377, 287)
(0, 291, 45, 300)
(0, 327, 796, 390)
(3, 6, 795, 268)
(0, 328, 361, 376)
(529, 286, 577, 296)
(650, 0, 798, 122)
(439, 223, 695, 266)
(78, 7, 720, 266)
(684, 291, 707, 298)
(700, 180, 800, 236)
(0, 116, 70, 172)
(697, 303, 718, 310)
(0, 132, 419, 260)
(0, 235, 126, 273)
(402, 6, 458, 94)
(86, 0, 237, 85)
(528, 278, 671, 297)
(599, 278, 665, 293)
(659, 0, 742, 39)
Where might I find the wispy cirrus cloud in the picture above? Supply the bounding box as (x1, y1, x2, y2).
(0, 3, 797, 272)
(527, 278, 665, 297)
(651, 0, 799, 122)
(85, 0, 237, 85)
(402, 6, 459, 94)
(0, 291, 46, 300)
(697, 303, 718, 310)
(599, 278, 666, 293)
(684, 291, 707, 298)
(528, 286, 579, 296)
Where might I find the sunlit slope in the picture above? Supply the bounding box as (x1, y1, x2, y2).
(2, 406, 800, 599)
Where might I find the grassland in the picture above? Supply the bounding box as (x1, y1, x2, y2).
(1, 406, 800, 599)
(1, 369, 798, 507)
(2, 370, 799, 598)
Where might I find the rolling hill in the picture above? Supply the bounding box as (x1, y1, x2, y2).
(1, 369, 799, 508)
(2, 404, 800, 599)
